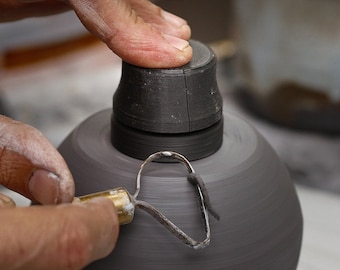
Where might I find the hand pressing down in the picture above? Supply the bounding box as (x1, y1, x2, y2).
(1, 0, 192, 68)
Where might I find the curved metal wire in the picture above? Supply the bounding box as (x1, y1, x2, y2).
(132, 151, 212, 249)
(133, 151, 194, 199)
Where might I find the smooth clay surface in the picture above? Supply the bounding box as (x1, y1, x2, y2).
(58, 109, 303, 270)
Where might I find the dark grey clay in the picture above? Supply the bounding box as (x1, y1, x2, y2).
(58, 41, 303, 269)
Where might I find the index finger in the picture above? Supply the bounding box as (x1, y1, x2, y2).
(0, 115, 74, 204)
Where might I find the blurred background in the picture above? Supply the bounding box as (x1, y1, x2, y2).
(0, 0, 339, 269)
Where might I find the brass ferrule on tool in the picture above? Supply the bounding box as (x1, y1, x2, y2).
(73, 187, 135, 225)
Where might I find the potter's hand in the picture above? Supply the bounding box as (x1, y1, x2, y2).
(0, 115, 74, 204)
(0, 115, 119, 269)
(68, 0, 192, 67)
(1, 0, 192, 68)
(0, 198, 119, 269)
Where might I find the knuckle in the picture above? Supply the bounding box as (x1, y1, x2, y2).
(153, 5, 163, 17)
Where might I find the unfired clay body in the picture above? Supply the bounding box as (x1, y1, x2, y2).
(58, 109, 302, 269)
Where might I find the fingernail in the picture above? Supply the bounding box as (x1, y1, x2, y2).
(0, 193, 16, 207)
(163, 34, 189, 51)
(162, 10, 187, 27)
(28, 170, 59, 205)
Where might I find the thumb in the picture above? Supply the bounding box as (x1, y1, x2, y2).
(0, 197, 119, 269)
(0, 115, 74, 204)
(67, 0, 192, 68)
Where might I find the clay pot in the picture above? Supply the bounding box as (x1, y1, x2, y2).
(58, 40, 303, 269)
